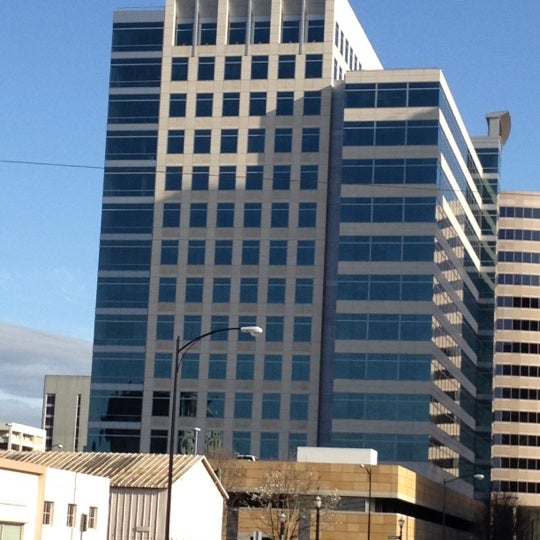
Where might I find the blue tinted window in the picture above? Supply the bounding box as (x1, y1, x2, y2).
(214, 240, 233, 265)
(307, 18, 324, 42)
(236, 354, 254, 380)
(103, 167, 155, 197)
(233, 431, 251, 454)
(161, 240, 178, 265)
(262, 393, 281, 419)
(213, 278, 231, 303)
(251, 55, 268, 79)
(181, 353, 199, 378)
(240, 278, 258, 303)
(246, 165, 263, 189)
(159, 277, 176, 303)
(209, 354, 227, 379)
(100, 240, 150, 271)
(167, 130, 184, 154)
(273, 165, 290, 190)
(183, 315, 201, 340)
(219, 166, 236, 190)
(253, 20, 270, 43)
(290, 394, 308, 420)
(222, 92, 240, 116)
(274, 128, 292, 152)
(207, 392, 224, 418)
(106, 130, 158, 160)
(300, 165, 318, 189)
(277, 91, 294, 115)
(110, 58, 162, 88)
(234, 393, 253, 418)
(267, 278, 286, 303)
(108, 94, 159, 123)
(305, 54, 323, 78)
(269, 240, 287, 265)
(171, 57, 188, 80)
(295, 278, 313, 304)
(346, 84, 376, 108)
(169, 93, 186, 117)
(198, 57, 215, 80)
(189, 203, 207, 227)
(375, 121, 406, 145)
(224, 56, 242, 80)
(187, 240, 205, 265)
(176, 22, 194, 45)
(266, 317, 284, 342)
(156, 314, 174, 340)
(165, 166, 182, 190)
(113, 22, 163, 52)
(377, 83, 407, 107)
(247, 129, 265, 153)
(163, 203, 180, 227)
(282, 19, 300, 42)
(249, 92, 267, 115)
(94, 314, 148, 346)
(200, 21, 217, 45)
(154, 352, 172, 378)
(96, 276, 149, 308)
(299, 203, 316, 227)
(292, 355, 310, 381)
(271, 203, 289, 227)
(278, 55, 296, 78)
(302, 128, 319, 152)
(210, 315, 229, 340)
(216, 203, 234, 227)
(101, 204, 154, 234)
(185, 277, 203, 302)
(194, 129, 211, 153)
(297, 240, 315, 265)
(228, 20, 246, 44)
(220, 129, 238, 153)
(264, 354, 282, 379)
(242, 240, 260, 265)
(260, 433, 279, 459)
(244, 203, 262, 227)
(196, 93, 213, 116)
(304, 91, 322, 115)
(294, 316, 311, 342)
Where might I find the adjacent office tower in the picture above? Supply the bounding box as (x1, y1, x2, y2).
(88, 0, 508, 485)
(493, 191, 540, 509)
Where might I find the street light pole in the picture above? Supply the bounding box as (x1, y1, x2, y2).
(441, 473, 484, 540)
(361, 464, 372, 540)
(398, 517, 405, 540)
(314, 495, 322, 540)
(164, 325, 263, 540)
(279, 511, 286, 540)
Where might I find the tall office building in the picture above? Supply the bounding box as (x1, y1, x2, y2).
(493, 191, 540, 516)
(88, 0, 508, 486)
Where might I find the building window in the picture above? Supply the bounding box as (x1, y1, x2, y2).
(234, 392, 253, 419)
(192, 166, 209, 190)
(252, 19, 270, 43)
(189, 203, 207, 227)
(224, 56, 242, 79)
(216, 203, 235, 227)
(222, 92, 240, 116)
(161, 240, 178, 265)
(249, 92, 267, 116)
(150, 429, 168, 453)
(293, 316, 312, 342)
(292, 355, 310, 381)
(274, 128, 292, 152)
(181, 353, 199, 378)
(240, 278, 258, 303)
(298, 202, 317, 227)
(199, 21, 217, 45)
(152, 391, 170, 416)
(271, 203, 289, 227)
(266, 317, 284, 343)
(198, 56, 215, 80)
(236, 354, 255, 379)
(156, 314, 174, 340)
(244, 202, 262, 227)
(247, 129, 265, 153)
(167, 130, 184, 154)
(159, 277, 176, 303)
(267, 278, 286, 303)
(251, 55, 268, 79)
(295, 278, 313, 304)
(165, 166, 182, 190)
(43, 501, 54, 525)
(88, 507, 98, 529)
(172, 57, 189, 80)
(212, 278, 231, 303)
(297, 240, 315, 265)
(154, 353, 172, 378)
(273, 165, 290, 190)
(177, 21, 194, 45)
(228, 20, 247, 44)
(219, 166, 236, 190)
(163, 203, 180, 227)
(264, 354, 282, 379)
(300, 165, 318, 189)
(307, 18, 324, 42)
(290, 394, 309, 420)
(302, 128, 320, 152)
(185, 277, 203, 303)
(209, 354, 227, 379)
(304, 91, 322, 115)
(269, 240, 287, 265)
(262, 393, 281, 419)
(67, 504, 77, 528)
(305, 54, 323, 78)
(180, 391, 198, 416)
(242, 240, 260, 265)
(282, 18, 300, 42)
(187, 240, 205, 265)
(170, 93, 187, 117)
(220, 129, 238, 153)
(278, 55, 296, 79)
(246, 165, 263, 189)
(277, 91, 294, 115)
(194, 129, 211, 153)
(196, 93, 213, 116)
(215, 240, 233, 265)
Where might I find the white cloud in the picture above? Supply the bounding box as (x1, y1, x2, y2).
(0, 322, 91, 427)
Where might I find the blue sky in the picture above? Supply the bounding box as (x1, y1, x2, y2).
(0, 0, 538, 396)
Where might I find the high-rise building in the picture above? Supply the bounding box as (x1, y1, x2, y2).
(492, 191, 540, 514)
(88, 0, 508, 487)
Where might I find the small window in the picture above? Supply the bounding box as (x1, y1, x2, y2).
(177, 22, 194, 46)
(167, 130, 184, 154)
(192, 166, 209, 190)
(224, 56, 242, 80)
(220, 129, 238, 153)
(67, 504, 77, 528)
(194, 129, 211, 153)
(43, 501, 54, 525)
(249, 92, 267, 116)
(229, 20, 247, 44)
(196, 93, 213, 116)
(88, 506, 98, 529)
(200, 21, 217, 45)
(274, 128, 292, 153)
(222, 92, 240, 116)
(253, 19, 270, 43)
(304, 91, 321, 115)
(172, 57, 189, 80)
(307, 18, 324, 42)
(305, 54, 323, 78)
(198, 57, 215, 80)
(251, 55, 268, 79)
(278, 55, 296, 79)
(247, 129, 265, 153)
(277, 91, 294, 115)
(282, 18, 300, 43)
(301, 128, 320, 152)
(169, 93, 187, 117)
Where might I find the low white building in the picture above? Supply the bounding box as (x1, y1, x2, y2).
(0, 457, 109, 540)
(0, 422, 46, 451)
(0, 451, 227, 540)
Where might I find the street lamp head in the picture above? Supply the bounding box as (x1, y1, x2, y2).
(314, 495, 322, 509)
(473, 474, 484, 481)
(240, 325, 264, 337)
(398, 517, 405, 528)
(279, 512, 287, 523)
